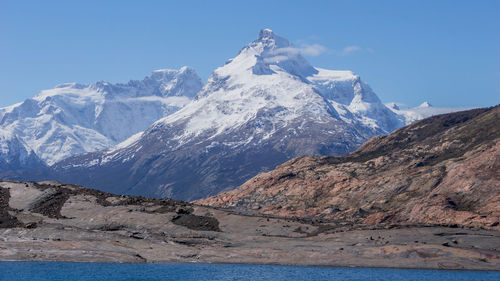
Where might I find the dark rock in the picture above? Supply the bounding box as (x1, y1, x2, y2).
(171, 214, 221, 232)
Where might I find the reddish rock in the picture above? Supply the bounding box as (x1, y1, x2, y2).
(197, 106, 500, 230)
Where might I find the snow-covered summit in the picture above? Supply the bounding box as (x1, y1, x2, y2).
(257, 28, 277, 40)
(36, 66, 201, 100)
(0, 67, 203, 165)
(1, 29, 472, 198)
(216, 28, 316, 79)
(386, 102, 471, 124)
(419, 101, 432, 108)
(54, 30, 405, 200)
(165, 29, 401, 145)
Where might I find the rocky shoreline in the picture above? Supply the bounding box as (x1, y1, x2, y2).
(0, 181, 498, 271)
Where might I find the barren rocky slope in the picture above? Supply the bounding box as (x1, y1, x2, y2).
(197, 106, 500, 230)
(0, 180, 499, 270)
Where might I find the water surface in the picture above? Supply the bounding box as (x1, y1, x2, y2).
(0, 262, 498, 281)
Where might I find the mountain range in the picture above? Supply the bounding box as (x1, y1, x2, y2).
(0, 29, 468, 200)
(0, 67, 202, 165)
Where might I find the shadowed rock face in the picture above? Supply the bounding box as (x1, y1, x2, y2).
(197, 106, 500, 230)
(1, 180, 499, 270)
(0, 187, 22, 228)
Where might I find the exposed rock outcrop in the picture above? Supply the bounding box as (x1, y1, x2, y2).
(197, 106, 500, 230)
(1, 180, 498, 270)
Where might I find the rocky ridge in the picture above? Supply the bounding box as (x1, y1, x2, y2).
(197, 106, 500, 230)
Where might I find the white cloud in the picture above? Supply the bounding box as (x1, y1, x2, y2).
(262, 55, 290, 63)
(340, 45, 361, 56)
(300, 44, 327, 56)
(271, 44, 328, 58)
(267, 42, 368, 59)
(272, 47, 300, 56)
(326, 45, 372, 56)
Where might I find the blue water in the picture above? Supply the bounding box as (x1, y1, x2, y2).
(0, 262, 498, 281)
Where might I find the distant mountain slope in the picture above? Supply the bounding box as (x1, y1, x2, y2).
(197, 106, 500, 230)
(386, 101, 471, 124)
(0, 67, 202, 165)
(52, 29, 405, 200)
(0, 128, 46, 171)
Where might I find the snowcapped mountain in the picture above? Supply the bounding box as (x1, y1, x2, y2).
(0, 128, 46, 171)
(386, 101, 472, 124)
(0, 67, 202, 165)
(163, 29, 402, 143)
(53, 29, 405, 200)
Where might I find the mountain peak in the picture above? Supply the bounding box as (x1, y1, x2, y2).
(253, 29, 291, 50)
(257, 28, 274, 40)
(151, 68, 178, 75)
(215, 29, 315, 78)
(151, 66, 198, 80)
(419, 101, 432, 108)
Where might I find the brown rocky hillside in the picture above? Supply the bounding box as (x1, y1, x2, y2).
(197, 105, 500, 230)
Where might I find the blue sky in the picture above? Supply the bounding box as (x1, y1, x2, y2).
(1, 0, 499, 108)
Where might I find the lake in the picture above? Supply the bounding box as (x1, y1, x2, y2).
(0, 262, 498, 280)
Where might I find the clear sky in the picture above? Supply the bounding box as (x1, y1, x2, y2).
(1, 0, 499, 108)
